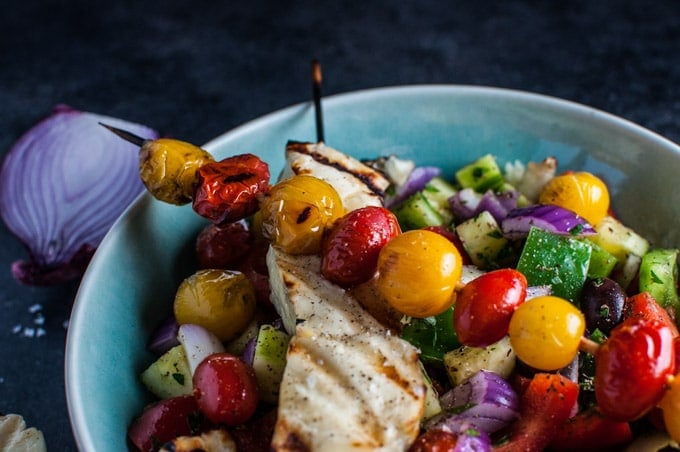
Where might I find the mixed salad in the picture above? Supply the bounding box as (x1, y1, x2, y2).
(112, 126, 680, 451)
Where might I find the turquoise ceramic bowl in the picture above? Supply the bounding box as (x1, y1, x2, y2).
(65, 85, 680, 451)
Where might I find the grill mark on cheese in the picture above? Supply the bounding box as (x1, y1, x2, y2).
(285, 141, 389, 198)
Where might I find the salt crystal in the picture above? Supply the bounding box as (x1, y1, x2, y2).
(28, 304, 42, 314)
(37, 328, 47, 337)
(23, 327, 36, 338)
(34, 313, 45, 325)
(12, 324, 22, 334)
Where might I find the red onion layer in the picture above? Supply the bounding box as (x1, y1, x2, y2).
(0, 105, 158, 285)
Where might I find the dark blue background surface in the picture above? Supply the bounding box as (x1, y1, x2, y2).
(1, 1, 678, 449)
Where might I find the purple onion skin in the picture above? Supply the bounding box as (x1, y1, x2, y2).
(147, 316, 180, 356)
(449, 189, 519, 223)
(425, 370, 519, 435)
(385, 166, 441, 208)
(0, 105, 158, 285)
(501, 204, 596, 240)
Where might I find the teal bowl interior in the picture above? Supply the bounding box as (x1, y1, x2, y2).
(65, 85, 680, 451)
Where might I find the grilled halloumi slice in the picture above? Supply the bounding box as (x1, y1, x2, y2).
(281, 141, 390, 211)
(267, 247, 426, 451)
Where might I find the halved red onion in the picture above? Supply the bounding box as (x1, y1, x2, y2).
(0, 105, 158, 285)
(385, 166, 440, 208)
(425, 370, 519, 434)
(147, 316, 180, 355)
(501, 204, 596, 240)
(177, 323, 226, 374)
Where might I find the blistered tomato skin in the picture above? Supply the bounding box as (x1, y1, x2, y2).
(192, 153, 270, 225)
(139, 138, 215, 205)
(408, 429, 460, 451)
(508, 295, 585, 370)
(595, 317, 676, 422)
(174, 269, 257, 342)
(192, 353, 259, 426)
(376, 229, 462, 318)
(454, 268, 527, 347)
(195, 221, 252, 270)
(127, 395, 207, 452)
(259, 175, 345, 255)
(538, 171, 610, 225)
(321, 206, 401, 287)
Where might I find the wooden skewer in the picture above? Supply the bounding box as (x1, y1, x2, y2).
(311, 59, 324, 143)
(99, 122, 148, 147)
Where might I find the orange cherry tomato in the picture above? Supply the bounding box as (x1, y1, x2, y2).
(538, 171, 609, 225)
(376, 229, 462, 318)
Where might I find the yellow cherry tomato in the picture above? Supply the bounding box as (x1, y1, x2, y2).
(508, 295, 585, 370)
(139, 138, 214, 205)
(659, 374, 680, 443)
(538, 171, 610, 225)
(259, 175, 345, 254)
(376, 229, 462, 318)
(174, 269, 256, 342)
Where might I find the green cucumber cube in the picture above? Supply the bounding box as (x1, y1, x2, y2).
(455, 154, 505, 192)
(252, 324, 290, 404)
(140, 345, 193, 399)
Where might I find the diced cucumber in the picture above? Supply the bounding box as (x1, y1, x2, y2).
(420, 363, 442, 420)
(392, 192, 444, 231)
(639, 249, 680, 319)
(455, 154, 505, 193)
(589, 216, 650, 264)
(455, 210, 513, 269)
(443, 336, 515, 386)
(421, 177, 457, 224)
(586, 241, 617, 279)
(517, 227, 592, 303)
(140, 345, 193, 399)
(251, 324, 290, 404)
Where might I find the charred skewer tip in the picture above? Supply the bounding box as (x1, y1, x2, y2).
(99, 122, 148, 147)
(311, 59, 325, 143)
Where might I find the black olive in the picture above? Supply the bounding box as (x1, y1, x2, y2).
(580, 277, 626, 335)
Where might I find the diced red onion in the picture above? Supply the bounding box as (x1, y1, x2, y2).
(449, 188, 481, 221)
(476, 190, 519, 223)
(0, 105, 158, 285)
(433, 419, 492, 451)
(177, 323, 226, 374)
(501, 204, 596, 240)
(449, 189, 519, 223)
(385, 166, 441, 208)
(425, 370, 519, 435)
(242, 337, 256, 366)
(147, 316, 180, 355)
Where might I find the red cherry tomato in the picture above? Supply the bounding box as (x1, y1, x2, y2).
(193, 153, 270, 225)
(195, 221, 252, 269)
(321, 206, 400, 287)
(623, 292, 679, 337)
(454, 268, 527, 347)
(495, 373, 579, 452)
(128, 395, 208, 452)
(595, 317, 676, 421)
(408, 428, 460, 452)
(192, 353, 259, 426)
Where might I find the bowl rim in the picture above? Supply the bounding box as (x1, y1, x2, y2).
(64, 84, 679, 451)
